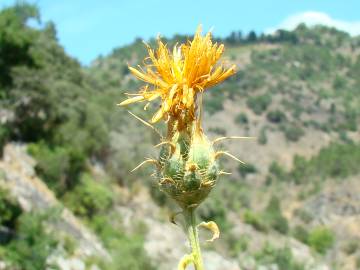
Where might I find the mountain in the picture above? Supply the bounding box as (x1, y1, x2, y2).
(1, 3, 360, 270)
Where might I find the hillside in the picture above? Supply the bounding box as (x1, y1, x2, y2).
(1, 3, 360, 270)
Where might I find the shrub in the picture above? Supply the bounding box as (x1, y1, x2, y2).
(90, 214, 155, 270)
(290, 142, 360, 183)
(343, 239, 359, 255)
(269, 161, 287, 182)
(255, 244, 305, 270)
(28, 142, 85, 195)
(292, 225, 309, 244)
(0, 186, 22, 243)
(0, 125, 9, 156)
(3, 211, 59, 270)
(293, 208, 313, 223)
(356, 255, 360, 269)
(282, 124, 304, 142)
(290, 155, 307, 184)
(247, 94, 272, 115)
(235, 113, 249, 125)
(204, 89, 225, 115)
(64, 173, 113, 219)
(333, 75, 347, 90)
(263, 196, 289, 234)
(308, 226, 335, 254)
(258, 127, 267, 145)
(228, 234, 250, 256)
(243, 210, 267, 232)
(267, 110, 287, 123)
(238, 163, 257, 177)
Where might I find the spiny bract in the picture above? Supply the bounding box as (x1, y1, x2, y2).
(158, 123, 218, 209)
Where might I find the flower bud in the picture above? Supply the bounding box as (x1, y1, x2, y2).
(158, 125, 218, 209)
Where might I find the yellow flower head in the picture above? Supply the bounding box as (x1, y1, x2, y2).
(119, 26, 236, 123)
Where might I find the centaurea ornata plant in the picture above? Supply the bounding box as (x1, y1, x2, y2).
(119, 26, 247, 270)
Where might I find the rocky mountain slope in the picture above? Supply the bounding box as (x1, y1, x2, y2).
(1, 3, 360, 270)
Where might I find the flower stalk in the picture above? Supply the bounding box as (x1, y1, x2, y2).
(183, 208, 204, 270)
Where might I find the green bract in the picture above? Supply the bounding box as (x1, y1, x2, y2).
(158, 125, 218, 209)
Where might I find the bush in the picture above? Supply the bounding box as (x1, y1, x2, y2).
(343, 239, 359, 255)
(247, 94, 272, 115)
(28, 142, 85, 195)
(204, 89, 225, 115)
(290, 155, 307, 184)
(64, 173, 113, 219)
(0, 125, 9, 156)
(235, 113, 249, 125)
(2, 211, 59, 270)
(0, 186, 22, 243)
(90, 214, 155, 270)
(263, 196, 289, 234)
(238, 163, 257, 177)
(258, 127, 267, 145)
(228, 234, 250, 256)
(333, 75, 347, 90)
(308, 226, 335, 254)
(356, 255, 360, 269)
(269, 161, 287, 182)
(282, 124, 304, 142)
(292, 225, 309, 244)
(243, 210, 267, 232)
(293, 208, 313, 223)
(255, 243, 305, 270)
(267, 110, 287, 123)
(290, 142, 360, 183)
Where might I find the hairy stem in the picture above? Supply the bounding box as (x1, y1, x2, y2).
(184, 208, 204, 270)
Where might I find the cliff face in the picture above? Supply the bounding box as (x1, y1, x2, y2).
(0, 143, 109, 268)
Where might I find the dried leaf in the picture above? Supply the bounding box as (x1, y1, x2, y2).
(198, 221, 220, 242)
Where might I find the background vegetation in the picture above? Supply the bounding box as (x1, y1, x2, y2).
(0, 2, 359, 270)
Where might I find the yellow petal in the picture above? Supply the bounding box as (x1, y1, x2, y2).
(151, 108, 164, 123)
(118, 96, 144, 106)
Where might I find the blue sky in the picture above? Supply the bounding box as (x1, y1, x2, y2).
(2, 0, 360, 65)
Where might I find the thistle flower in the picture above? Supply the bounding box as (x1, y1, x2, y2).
(119, 26, 236, 124)
(119, 26, 245, 270)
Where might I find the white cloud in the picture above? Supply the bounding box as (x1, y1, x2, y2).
(266, 11, 360, 36)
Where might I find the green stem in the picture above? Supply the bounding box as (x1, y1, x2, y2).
(184, 208, 204, 270)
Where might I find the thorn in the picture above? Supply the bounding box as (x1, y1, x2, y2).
(215, 151, 245, 164)
(201, 180, 215, 188)
(131, 158, 159, 172)
(159, 177, 175, 185)
(143, 102, 150, 111)
(154, 141, 176, 154)
(212, 136, 256, 145)
(218, 170, 232, 176)
(127, 111, 162, 138)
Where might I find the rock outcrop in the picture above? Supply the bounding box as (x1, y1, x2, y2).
(0, 143, 109, 261)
